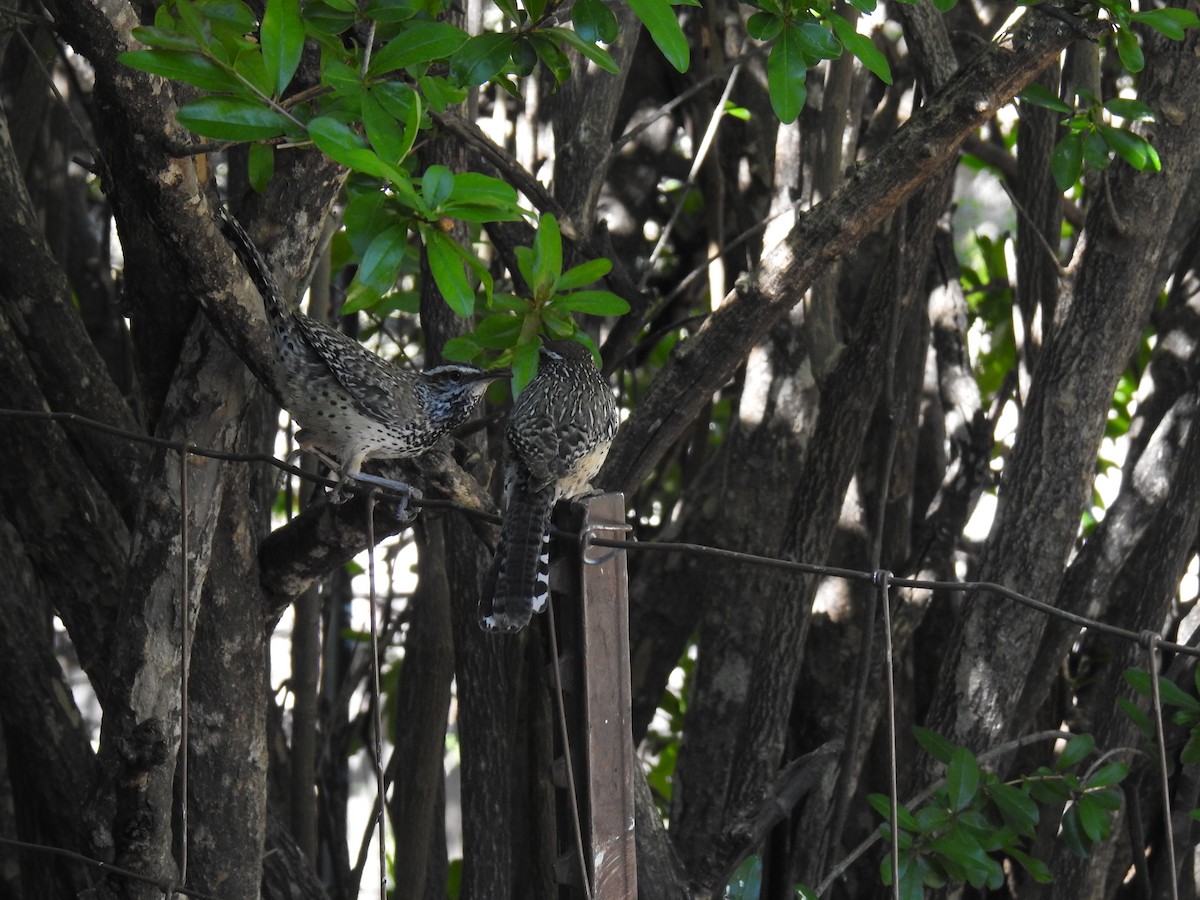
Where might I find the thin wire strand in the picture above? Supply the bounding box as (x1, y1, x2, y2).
(880, 572, 901, 899)
(0, 836, 222, 900)
(0, 408, 496, 520)
(1147, 634, 1180, 900)
(580, 536, 1200, 661)
(365, 490, 389, 900)
(546, 601, 595, 900)
(6, 404, 1199, 898)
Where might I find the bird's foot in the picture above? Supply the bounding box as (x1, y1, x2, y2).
(342, 472, 422, 524)
(479, 595, 535, 633)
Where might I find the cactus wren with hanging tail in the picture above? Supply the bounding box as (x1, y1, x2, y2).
(216, 206, 506, 496)
(481, 339, 619, 633)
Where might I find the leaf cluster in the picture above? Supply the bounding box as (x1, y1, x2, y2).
(1120, 667, 1200, 768)
(870, 728, 1128, 898)
(120, 0, 630, 377)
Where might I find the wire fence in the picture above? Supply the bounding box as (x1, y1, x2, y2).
(1, 405, 1198, 899)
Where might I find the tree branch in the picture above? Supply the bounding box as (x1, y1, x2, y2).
(600, 11, 1109, 495)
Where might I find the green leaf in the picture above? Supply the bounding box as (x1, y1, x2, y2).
(321, 55, 365, 94)
(947, 747, 981, 812)
(1100, 125, 1160, 172)
(725, 855, 762, 900)
(547, 27, 621, 74)
(510, 339, 542, 396)
(1051, 132, 1083, 192)
(913, 726, 956, 765)
(417, 73, 468, 112)
(118, 49, 242, 92)
(1018, 82, 1073, 114)
(1086, 762, 1128, 789)
(305, 1, 357, 35)
(1130, 7, 1198, 39)
(357, 224, 408, 294)
(531, 213, 563, 296)
(450, 32, 516, 86)
(987, 781, 1039, 837)
(1082, 129, 1111, 170)
(930, 0, 957, 11)
(626, 0, 689, 72)
(196, 0, 258, 33)
(914, 805, 949, 832)
(364, 0, 423, 20)
(475, 312, 524, 348)
(343, 190, 396, 255)
(747, 11, 783, 40)
(421, 227, 477, 316)
(177, 96, 293, 140)
(1104, 97, 1155, 121)
(1056, 734, 1095, 771)
(1117, 696, 1152, 736)
(1182, 730, 1200, 766)
(261, 0, 304, 95)
(557, 290, 629, 315)
(248, 141, 275, 191)
(234, 45, 275, 96)
(368, 21, 469, 75)
(572, 0, 619, 43)
(372, 79, 421, 123)
(173, 0, 210, 45)
(1115, 28, 1144, 73)
(1125, 667, 1152, 696)
(1086, 787, 1123, 811)
(828, 13, 891, 84)
(308, 116, 415, 190)
(929, 829, 991, 887)
(1075, 794, 1109, 843)
(131, 25, 203, 52)
(557, 257, 612, 290)
(1008, 847, 1052, 884)
(530, 32, 572, 83)
(867, 794, 921, 832)
(795, 21, 841, 61)
(441, 334, 483, 361)
(768, 26, 807, 124)
(444, 171, 521, 210)
(362, 90, 407, 164)
(422, 164, 455, 210)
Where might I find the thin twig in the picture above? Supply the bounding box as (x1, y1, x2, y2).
(999, 179, 1069, 278)
(365, 490, 389, 900)
(640, 63, 743, 290)
(179, 442, 190, 887)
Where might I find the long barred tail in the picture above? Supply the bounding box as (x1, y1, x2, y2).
(480, 477, 554, 633)
(215, 206, 289, 324)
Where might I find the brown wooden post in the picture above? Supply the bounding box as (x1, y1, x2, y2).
(549, 492, 637, 899)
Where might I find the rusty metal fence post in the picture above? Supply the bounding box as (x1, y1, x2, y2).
(549, 492, 637, 899)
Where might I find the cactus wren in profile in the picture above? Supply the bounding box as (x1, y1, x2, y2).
(481, 340, 619, 633)
(216, 207, 505, 493)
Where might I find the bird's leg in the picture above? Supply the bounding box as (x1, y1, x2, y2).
(349, 473, 422, 524)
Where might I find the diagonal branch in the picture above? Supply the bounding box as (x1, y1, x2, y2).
(600, 11, 1108, 494)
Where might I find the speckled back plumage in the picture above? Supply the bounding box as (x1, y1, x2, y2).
(481, 340, 618, 633)
(217, 207, 502, 480)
